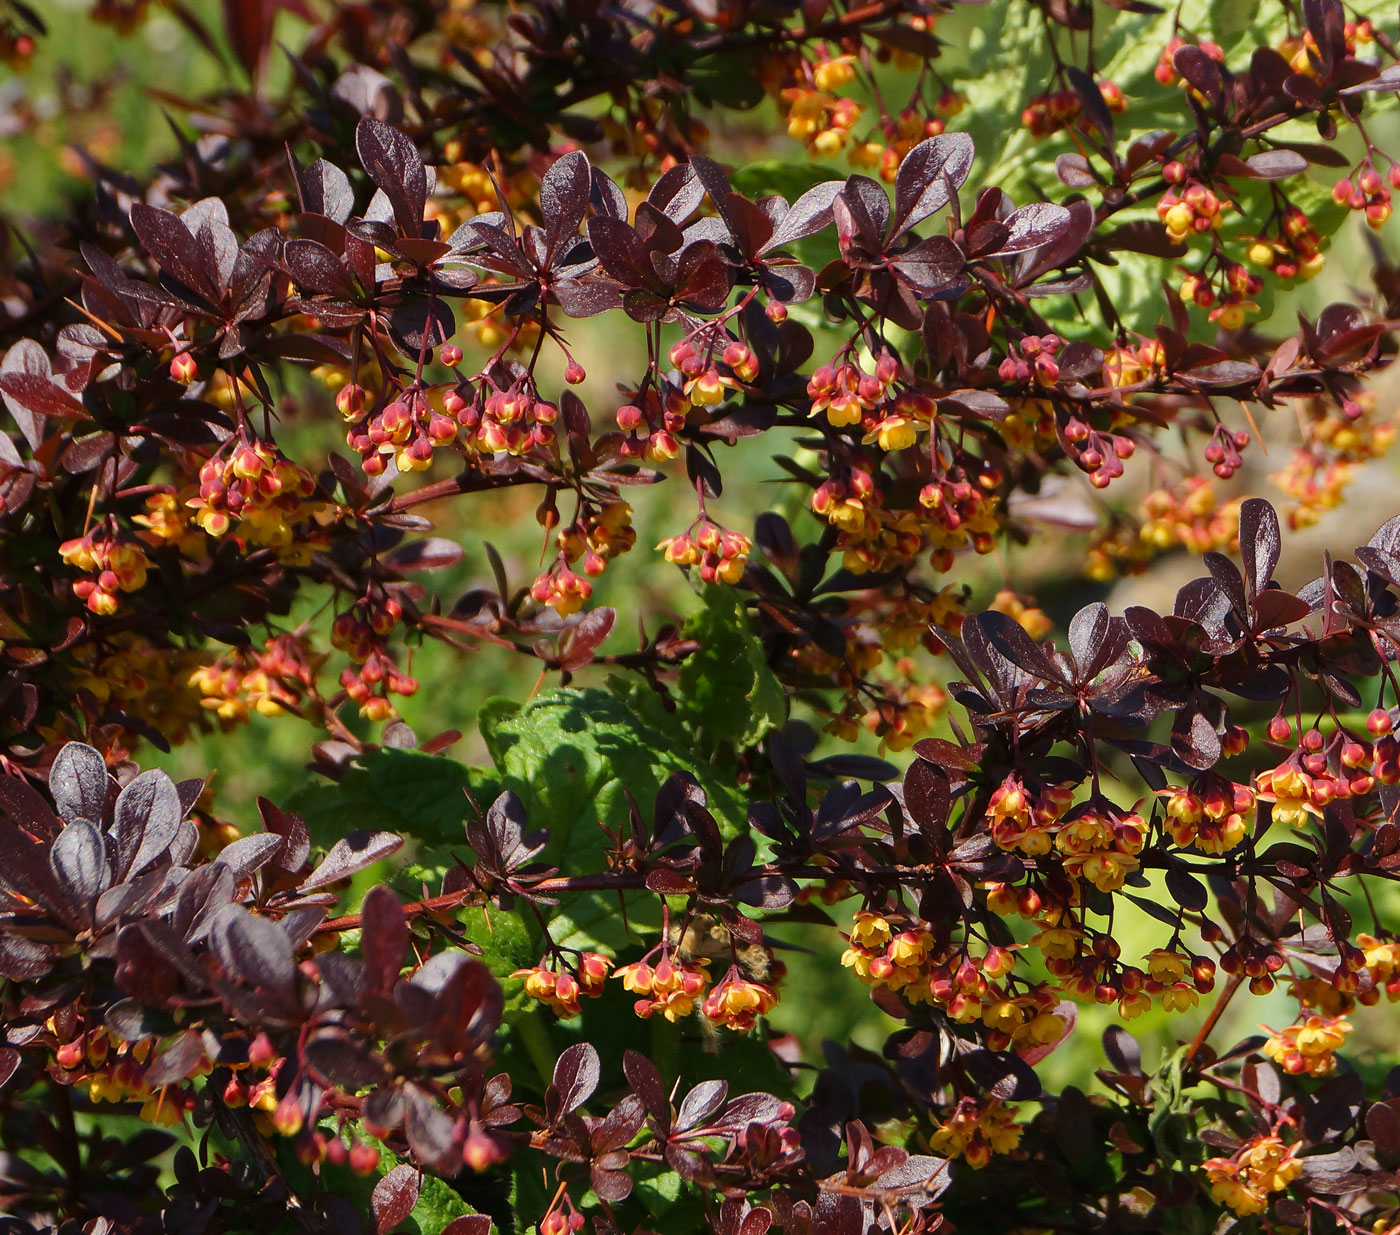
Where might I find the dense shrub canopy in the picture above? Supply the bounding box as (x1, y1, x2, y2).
(5, 0, 1400, 1232)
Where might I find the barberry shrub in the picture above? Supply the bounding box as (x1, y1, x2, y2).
(6, 0, 1400, 1231)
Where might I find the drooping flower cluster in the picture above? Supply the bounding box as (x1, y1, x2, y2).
(1262, 1015, 1353, 1076)
(1203, 1135, 1302, 1217)
(186, 440, 322, 555)
(57, 532, 151, 615)
(929, 1097, 1023, 1168)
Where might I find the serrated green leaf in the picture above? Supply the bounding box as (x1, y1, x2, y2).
(459, 905, 538, 1009)
(478, 688, 747, 953)
(281, 749, 496, 911)
(286, 748, 489, 852)
(676, 585, 786, 755)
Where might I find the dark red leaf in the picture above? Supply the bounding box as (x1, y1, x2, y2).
(553, 1042, 600, 1115)
(892, 133, 975, 237)
(757, 181, 843, 255)
(355, 118, 427, 238)
(48, 743, 111, 823)
(0, 372, 87, 419)
(371, 1164, 421, 1235)
(298, 831, 402, 892)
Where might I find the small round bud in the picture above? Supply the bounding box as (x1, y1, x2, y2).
(348, 1141, 380, 1175)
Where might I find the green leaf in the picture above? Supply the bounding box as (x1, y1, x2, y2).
(478, 687, 748, 953)
(283, 748, 498, 897)
(460, 905, 538, 1010)
(676, 585, 786, 756)
(286, 748, 488, 851)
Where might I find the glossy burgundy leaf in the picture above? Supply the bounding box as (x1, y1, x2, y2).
(207, 903, 297, 1004)
(129, 203, 220, 302)
(297, 831, 402, 892)
(110, 768, 183, 880)
(50, 820, 111, 908)
(48, 743, 111, 824)
(623, 1050, 670, 1132)
(1172, 44, 1223, 103)
(294, 157, 355, 223)
(540, 150, 591, 255)
(552, 1042, 600, 1115)
(892, 133, 975, 237)
(355, 118, 427, 238)
(0, 372, 87, 419)
(1239, 498, 1280, 598)
(371, 1163, 420, 1235)
(757, 181, 843, 255)
(992, 202, 1073, 256)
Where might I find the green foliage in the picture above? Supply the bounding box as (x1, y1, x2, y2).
(479, 687, 747, 951)
(676, 586, 786, 757)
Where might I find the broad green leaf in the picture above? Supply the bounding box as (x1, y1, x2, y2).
(676, 585, 786, 755)
(286, 748, 487, 851)
(478, 687, 747, 953)
(283, 748, 498, 899)
(459, 905, 538, 1009)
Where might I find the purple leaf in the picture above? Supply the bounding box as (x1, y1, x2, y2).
(892, 133, 975, 236)
(757, 181, 843, 254)
(676, 1079, 729, 1131)
(294, 157, 354, 223)
(298, 831, 402, 892)
(382, 537, 465, 572)
(129, 203, 220, 301)
(648, 163, 705, 224)
(1066, 65, 1114, 146)
(355, 118, 427, 238)
(623, 1050, 670, 1132)
(1239, 498, 1280, 598)
(111, 768, 183, 880)
(553, 1042, 600, 1115)
(372, 1163, 421, 1235)
(993, 202, 1073, 256)
(361, 884, 409, 993)
(207, 903, 297, 1004)
(50, 820, 111, 907)
(1172, 45, 1222, 103)
(0, 372, 87, 419)
(49, 743, 111, 824)
(540, 150, 591, 255)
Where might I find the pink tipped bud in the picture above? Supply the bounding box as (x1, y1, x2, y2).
(272, 1094, 304, 1137)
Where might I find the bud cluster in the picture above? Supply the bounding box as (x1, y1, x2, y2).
(58, 532, 151, 616)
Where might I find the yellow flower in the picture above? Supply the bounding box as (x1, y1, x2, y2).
(1263, 1015, 1352, 1076)
(850, 912, 891, 949)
